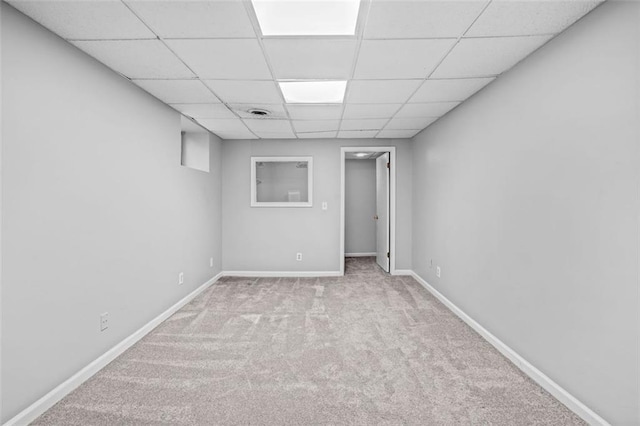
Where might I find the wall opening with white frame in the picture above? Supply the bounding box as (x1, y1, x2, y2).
(250, 156, 313, 208)
(340, 146, 397, 276)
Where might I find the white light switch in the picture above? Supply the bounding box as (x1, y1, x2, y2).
(322, 201, 328, 210)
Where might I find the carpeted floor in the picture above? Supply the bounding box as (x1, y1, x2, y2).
(34, 257, 584, 425)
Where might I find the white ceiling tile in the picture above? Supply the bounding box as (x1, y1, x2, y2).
(377, 129, 421, 139)
(133, 80, 217, 103)
(466, 0, 601, 37)
(72, 40, 194, 79)
(215, 130, 259, 139)
(386, 117, 438, 130)
(181, 115, 208, 133)
(256, 131, 297, 139)
(292, 120, 340, 133)
(432, 35, 553, 78)
(338, 130, 379, 139)
(231, 104, 288, 119)
(296, 131, 338, 139)
(347, 80, 422, 104)
(285, 104, 344, 120)
(343, 104, 402, 119)
(354, 39, 455, 79)
(264, 39, 357, 79)
(243, 119, 293, 133)
(410, 78, 495, 103)
(204, 80, 282, 104)
(7, 0, 155, 40)
(198, 119, 257, 139)
(171, 103, 235, 119)
(124, 0, 255, 38)
(396, 102, 459, 118)
(197, 118, 248, 132)
(166, 39, 272, 79)
(341, 119, 389, 131)
(365, 0, 488, 39)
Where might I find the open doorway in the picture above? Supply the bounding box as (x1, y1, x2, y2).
(340, 147, 396, 275)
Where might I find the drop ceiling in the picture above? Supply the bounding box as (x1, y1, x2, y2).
(8, 0, 603, 140)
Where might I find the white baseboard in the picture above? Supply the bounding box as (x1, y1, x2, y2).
(345, 252, 376, 257)
(4, 272, 223, 426)
(6, 270, 607, 425)
(223, 271, 342, 277)
(392, 269, 413, 276)
(409, 271, 609, 426)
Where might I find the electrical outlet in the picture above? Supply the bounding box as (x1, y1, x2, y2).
(210, 257, 214, 268)
(179, 272, 184, 285)
(322, 201, 328, 210)
(296, 253, 302, 261)
(100, 312, 109, 331)
(436, 266, 441, 278)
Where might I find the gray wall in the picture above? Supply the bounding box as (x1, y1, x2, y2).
(1, 4, 223, 421)
(345, 159, 376, 255)
(181, 132, 210, 173)
(222, 139, 412, 272)
(411, 1, 639, 424)
(0, 3, 3, 419)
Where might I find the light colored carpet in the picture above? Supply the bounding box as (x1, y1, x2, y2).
(34, 257, 584, 425)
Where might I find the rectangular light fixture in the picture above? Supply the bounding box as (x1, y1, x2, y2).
(279, 81, 347, 104)
(251, 0, 361, 36)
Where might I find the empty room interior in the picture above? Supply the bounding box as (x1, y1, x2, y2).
(1, 0, 639, 424)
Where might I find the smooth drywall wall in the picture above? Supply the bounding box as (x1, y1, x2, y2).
(1, 4, 222, 421)
(181, 132, 210, 173)
(345, 159, 376, 255)
(411, 1, 639, 424)
(0, 3, 3, 420)
(222, 139, 412, 272)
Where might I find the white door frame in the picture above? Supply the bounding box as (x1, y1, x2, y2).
(375, 152, 390, 272)
(340, 146, 397, 275)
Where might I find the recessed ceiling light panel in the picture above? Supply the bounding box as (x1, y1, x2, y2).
(251, 0, 361, 36)
(279, 81, 347, 104)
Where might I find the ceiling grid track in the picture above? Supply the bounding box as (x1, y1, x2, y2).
(119, 0, 260, 139)
(9, 0, 605, 140)
(338, 0, 373, 139)
(241, 0, 297, 139)
(375, 0, 494, 138)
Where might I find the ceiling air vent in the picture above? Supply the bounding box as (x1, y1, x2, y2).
(248, 108, 270, 117)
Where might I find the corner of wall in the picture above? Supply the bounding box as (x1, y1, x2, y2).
(0, 2, 4, 421)
(209, 132, 223, 277)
